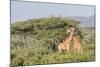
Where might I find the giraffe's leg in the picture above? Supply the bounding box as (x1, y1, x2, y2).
(81, 47, 83, 52)
(74, 46, 77, 52)
(77, 44, 82, 52)
(58, 45, 62, 52)
(79, 46, 82, 52)
(59, 48, 62, 52)
(66, 45, 70, 52)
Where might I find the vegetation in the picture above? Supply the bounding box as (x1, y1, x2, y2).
(11, 16, 95, 66)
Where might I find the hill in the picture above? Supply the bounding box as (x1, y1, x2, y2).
(69, 15, 95, 27)
(11, 17, 80, 34)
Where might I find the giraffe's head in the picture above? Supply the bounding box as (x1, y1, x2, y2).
(66, 27, 75, 34)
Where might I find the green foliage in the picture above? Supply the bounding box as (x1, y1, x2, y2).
(11, 16, 95, 66)
(11, 17, 79, 34)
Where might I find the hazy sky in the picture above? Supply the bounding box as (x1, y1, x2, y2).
(11, 1, 95, 23)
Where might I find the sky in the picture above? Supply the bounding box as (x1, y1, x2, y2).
(11, 1, 95, 23)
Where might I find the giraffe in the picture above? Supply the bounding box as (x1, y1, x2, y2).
(58, 27, 75, 52)
(72, 35, 83, 52)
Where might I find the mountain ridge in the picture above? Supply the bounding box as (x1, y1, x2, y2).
(68, 15, 95, 27)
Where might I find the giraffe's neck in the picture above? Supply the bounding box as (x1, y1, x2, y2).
(65, 30, 74, 42)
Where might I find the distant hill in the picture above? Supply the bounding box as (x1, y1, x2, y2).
(69, 15, 95, 27)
